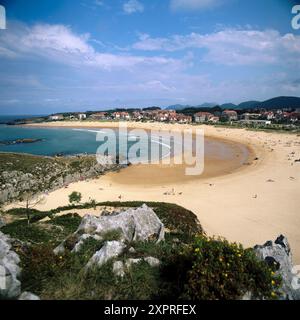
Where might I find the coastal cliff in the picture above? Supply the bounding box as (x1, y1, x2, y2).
(0, 153, 124, 204)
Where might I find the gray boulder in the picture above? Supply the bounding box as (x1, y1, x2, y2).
(113, 261, 125, 278)
(77, 204, 165, 243)
(0, 217, 6, 229)
(125, 258, 143, 269)
(86, 241, 126, 269)
(54, 204, 165, 254)
(254, 235, 300, 300)
(144, 256, 160, 267)
(18, 291, 40, 300)
(113, 256, 161, 278)
(0, 231, 21, 299)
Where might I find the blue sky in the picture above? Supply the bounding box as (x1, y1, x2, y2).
(0, 0, 299, 114)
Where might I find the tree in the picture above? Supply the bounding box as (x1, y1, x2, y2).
(20, 193, 46, 225)
(88, 198, 97, 210)
(69, 191, 82, 205)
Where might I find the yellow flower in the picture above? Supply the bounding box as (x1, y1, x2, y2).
(271, 292, 276, 298)
(271, 280, 276, 286)
(237, 254, 242, 258)
(59, 256, 63, 260)
(195, 248, 200, 253)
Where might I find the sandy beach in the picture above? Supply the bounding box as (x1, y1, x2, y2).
(10, 121, 300, 263)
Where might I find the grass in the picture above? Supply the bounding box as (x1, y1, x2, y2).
(2, 201, 280, 300)
(51, 201, 203, 241)
(0, 152, 114, 203)
(2, 220, 53, 244)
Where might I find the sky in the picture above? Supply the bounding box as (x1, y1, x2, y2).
(0, 0, 299, 114)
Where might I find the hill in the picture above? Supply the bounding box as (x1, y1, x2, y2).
(237, 101, 261, 109)
(258, 96, 300, 110)
(221, 103, 238, 109)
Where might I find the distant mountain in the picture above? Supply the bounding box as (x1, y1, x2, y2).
(221, 103, 238, 109)
(166, 102, 217, 110)
(165, 96, 300, 112)
(197, 102, 218, 108)
(165, 104, 191, 110)
(238, 101, 261, 109)
(258, 96, 300, 110)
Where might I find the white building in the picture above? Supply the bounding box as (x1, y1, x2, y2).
(78, 113, 87, 120)
(49, 114, 64, 121)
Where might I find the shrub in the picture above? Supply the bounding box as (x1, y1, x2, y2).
(166, 236, 281, 300)
(20, 244, 64, 293)
(47, 213, 81, 234)
(68, 191, 82, 205)
(2, 220, 52, 243)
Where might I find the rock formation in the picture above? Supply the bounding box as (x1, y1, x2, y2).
(254, 235, 300, 300)
(54, 204, 165, 256)
(54, 204, 165, 274)
(0, 231, 21, 299)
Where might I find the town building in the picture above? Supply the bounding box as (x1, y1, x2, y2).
(90, 112, 109, 120)
(222, 110, 238, 121)
(194, 112, 214, 123)
(49, 114, 64, 121)
(177, 114, 192, 124)
(112, 111, 131, 120)
(78, 113, 87, 120)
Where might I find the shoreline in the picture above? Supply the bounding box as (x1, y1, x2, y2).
(8, 121, 300, 263)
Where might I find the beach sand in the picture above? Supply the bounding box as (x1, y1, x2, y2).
(10, 121, 300, 263)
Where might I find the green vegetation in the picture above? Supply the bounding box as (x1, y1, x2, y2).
(207, 122, 300, 134)
(0, 153, 113, 204)
(161, 236, 281, 300)
(50, 201, 202, 242)
(68, 191, 82, 205)
(2, 202, 280, 300)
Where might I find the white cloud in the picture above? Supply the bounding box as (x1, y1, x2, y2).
(1, 22, 300, 109)
(170, 0, 224, 11)
(123, 0, 144, 14)
(133, 29, 300, 66)
(0, 23, 181, 71)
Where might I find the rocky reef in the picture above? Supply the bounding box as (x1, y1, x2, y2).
(0, 138, 43, 146)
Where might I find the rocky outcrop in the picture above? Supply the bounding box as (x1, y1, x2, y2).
(0, 154, 124, 203)
(0, 217, 6, 229)
(112, 256, 160, 278)
(18, 291, 40, 300)
(0, 231, 21, 299)
(0, 138, 43, 146)
(86, 241, 126, 269)
(254, 235, 300, 300)
(54, 204, 165, 254)
(77, 204, 165, 243)
(54, 205, 165, 275)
